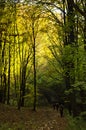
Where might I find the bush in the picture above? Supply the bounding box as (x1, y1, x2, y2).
(80, 111, 86, 120)
(66, 115, 86, 130)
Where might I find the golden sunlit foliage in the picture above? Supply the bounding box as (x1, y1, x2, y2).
(0, 1, 62, 108)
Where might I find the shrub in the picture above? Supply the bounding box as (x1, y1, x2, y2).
(80, 111, 86, 120)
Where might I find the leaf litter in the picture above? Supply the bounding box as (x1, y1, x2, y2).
(0, 104, 67, 130)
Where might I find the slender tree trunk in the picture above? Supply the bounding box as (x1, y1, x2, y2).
(3, 34, 7, 103)
(32, 21, 37, 111)
(83, 0, 86, 50)
(13, 3, 17, 98)
(21, 67, 26, 107)
(33, 42, 36, 111)
(83, 0, 86, 80)
(7, 40, 11, 105)
(3, 69, 6, 103)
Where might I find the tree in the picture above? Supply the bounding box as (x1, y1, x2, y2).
(36, 0, 86, 116)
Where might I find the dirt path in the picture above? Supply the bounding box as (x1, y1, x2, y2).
(0, 104, 67, 130)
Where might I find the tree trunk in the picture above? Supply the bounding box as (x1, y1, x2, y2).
(21, 67, 26, 107)
(63, 0, 77, 116)
(7, 41, 11, 105)
(32, 20, 37, 111)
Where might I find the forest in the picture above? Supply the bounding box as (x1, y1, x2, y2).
(0, 0, 86, 130)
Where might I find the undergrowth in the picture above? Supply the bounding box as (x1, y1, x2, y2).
(66, 115, 86, 130)
(0, 123, 25, 130)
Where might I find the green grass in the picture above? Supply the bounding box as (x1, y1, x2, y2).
(0, 123, 25, 130)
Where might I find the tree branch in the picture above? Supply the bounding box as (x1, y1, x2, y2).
(69, 0, 85, 17)
(37, 1, 66, 14)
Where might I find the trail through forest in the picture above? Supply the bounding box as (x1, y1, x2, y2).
(0, 103, 68, 130)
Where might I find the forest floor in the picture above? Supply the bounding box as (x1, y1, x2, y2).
(0, 103, 68, 130)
